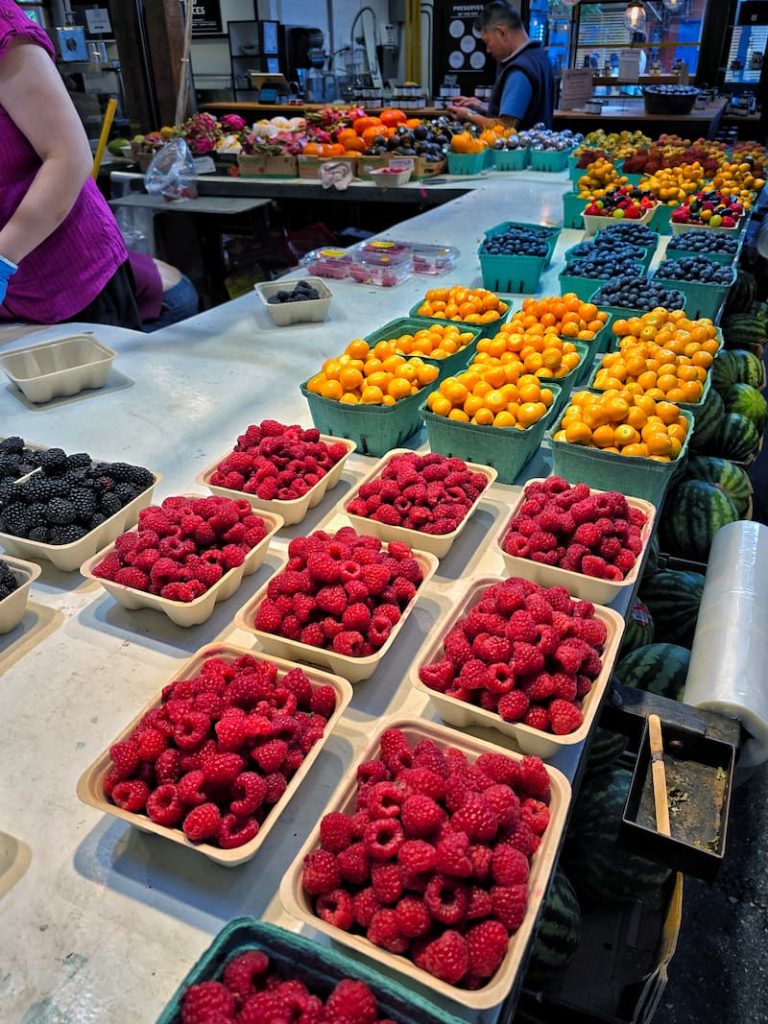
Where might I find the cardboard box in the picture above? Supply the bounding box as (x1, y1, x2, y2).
(238, 153, 298, 178)
(357, 155, 446, 180)
(297, 155, 358, 180)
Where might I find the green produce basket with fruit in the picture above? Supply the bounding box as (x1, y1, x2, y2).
(364, 316, 482, 381)
(492, 147, 528, 171)
(530, 148, 570, 172)
(565, 240, 653, 273)
(587, 360, 713, 415)
(477, 221, 561, 294)
(664, 237, 742, 266)
(549, 408, 694, 504)
(562, 192, 586, 229)
(155, 919, 465, 1024)
(587, 288, 689, 329)
(420, 381, 562, 484)
(407, 302, 511, 340)
(651, 266, 737, 321)
(559, 261, 644, 303)
(447, 151, 487, 175)
(594, 227, 658, 267)
(651, 203, 675, 235)
(301, 379, 431, 458)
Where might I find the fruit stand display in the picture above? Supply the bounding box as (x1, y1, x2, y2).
(2, 127, 768, 1024)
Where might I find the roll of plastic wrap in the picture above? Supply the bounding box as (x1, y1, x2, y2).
(685, 521, 768, 769)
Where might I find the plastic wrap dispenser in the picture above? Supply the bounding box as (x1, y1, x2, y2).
(684, 521, 768, 773)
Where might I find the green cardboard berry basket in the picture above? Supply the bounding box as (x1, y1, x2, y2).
(492, 147, 529, 171)
(549, 405, 694, 505)
(364, 316, 482, 381)
(419, 381, 562, 484)
(301, 377, 432, 457)
(155, 919, 465, 1024)
(565, 240, 653, 273)
(407, 302, 512, 340)
(477, 221, 561, 294)
(559, 261, 645, 303)
(562, 192, 587, 229)
(651, 203, 676, 235)
(651, 265, 737, 321)
(664, 236, 742, 266)
(586, 358, 713, 414)
(549, 340, 592, 410)
(594, 226, 658, 266)
(587, 286, 688, 327)
(529, 148, 570, 172)
(447, 151, 487, 175)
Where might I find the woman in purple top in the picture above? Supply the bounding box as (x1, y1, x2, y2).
(0, 1, 141, 327)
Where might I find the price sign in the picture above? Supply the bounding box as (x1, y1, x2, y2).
(192, 1, 222, 35)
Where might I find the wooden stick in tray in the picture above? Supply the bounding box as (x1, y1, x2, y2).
(648, 713, 672, 837)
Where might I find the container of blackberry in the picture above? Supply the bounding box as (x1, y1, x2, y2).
(0, 554, 40, 634)
(652, 256, 738, 321)
(665, 230, 742, 267)
(254, 277, 333, 327)
(0, 442, 160, 572)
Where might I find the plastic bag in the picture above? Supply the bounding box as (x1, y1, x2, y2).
(144, 138, 197, 201)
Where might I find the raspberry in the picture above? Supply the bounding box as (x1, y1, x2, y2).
(491, 844, 530, 885)
(181, 980, 236, 1024)
(254, 600, 283, 633)
(512, 642, 545, 677)
(475, 752, 520, 787)
(320, 811, 355, 853)
(434, 831, 473, 878)
(392, 577, 417, 605)
(263, 772, 287, 804)
(395, 896, 431, 937)
(555, 641, 586, 675)
(146, 783, 184, 826)
(230, 772, 266, 816)
(111, 779, 149, 812)
(178, 770, 208, 806)
(523, 671, 557, 702)
(371, 862, 404, 904)
(303, 849, 341, 895)
(401, 767, 447, 801)
(549, 698, 584, 735)
(505, 820, 539, 857)
(369, 614, 393, 647)
(359, 564, 390, 596)
(490, 884, 528, 932)
(367, 781, 404, 819)
(397, 839, 437, 876)
(425, 875, 469, 924)
(483, 784, 521, 829)
(326, 980, 378, 1024)
(469, 843, 493, 883)
(316, 887, 355, 930)
(379, 728, 409, 761)
(183, 802, 222, 842)
(551, 671, 578, 702)
(518, 755, 551, 799)
(252, 738, 288, 774)
(422, 930, 469, 985)
(337, 842, 370, 886)
(572, 617, 608, 648)
(401, 794, 443, 837)
(309, 685, 336, 719)
(521, 797, 551, 835)
(458, 659, 491, 691)
(155, 747, 182, 784)
(467, 885, 493, 921)
(367, 908, 409, 954)
(466, 919, 509, 978)
(109, 739, 141, 780)
(498, 691, 529, 722)
(221, 949, 269, 1006)
(615, 548, 638, 574)
(472, 633, 512, 664)
(205, 753, 244, 786)
(214, 710, 248, 752)
(582, 554, 610, 579)
(363, 818, 404, 861)
(573, 522, 601, 547)
(341, 602, 371, 633)
(331, 630, 365, 657)
(173, 711, 211, 750)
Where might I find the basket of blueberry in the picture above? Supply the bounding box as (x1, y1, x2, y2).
(665, 230, 741, 266)
(595, 222, 659, 262)
(255, 277, 332, 326)
(571, 232, 654, 271)
(589, 275, 687, 326)
(652, 256, 737, 320)
(478, 221, 561, 293)
(560, 245, 645, 302)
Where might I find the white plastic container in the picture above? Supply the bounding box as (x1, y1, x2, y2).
(280, 717, 571, 1010)
(76, 643, 352, 866)
(369, 167, 413, 187)
(254, 277, 333, 326)
(0, 473, 161, 573)
(582, 205, 658, 238)
(410, 576, 625, 759)
(342, 449, 498, 559)
(81, 505, 283, 627)
(0, 335, 116, 403)
(196, 435, 356, 526)
(497, 480, 656, 605)
(0, 555, 41, 634)
(235, 547, 439, 682)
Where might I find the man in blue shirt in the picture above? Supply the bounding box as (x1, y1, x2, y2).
(447, 2, 554, 130)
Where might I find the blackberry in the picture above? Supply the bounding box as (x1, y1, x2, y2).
(0, 559, 19, 599)
(100, 493, 122, 517)
(22, 475, 53, 504)
(94, 475, 116, 494)
(70, 488, 97, 520)
(89, 513, 107, 529)
(0, 503, 31, 537)
(0, 479, 19, 504)
(0, 455, 20, 479)
(26, 502, 48, 527)
(114, 483, 139, 504)
(28, 526, 50, 543)
(127, 466, 155, 489)
(104, 461, 135, 482)
(66, 452, 92, 470)
(0, 436, 24, 454)
(50, 525, 88, 545)
(46, 497, 77, 526)
(38, 448, 68, 474)
(47, 477, 71, 498)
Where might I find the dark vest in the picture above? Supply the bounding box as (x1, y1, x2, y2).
(488, 40, 555, 129)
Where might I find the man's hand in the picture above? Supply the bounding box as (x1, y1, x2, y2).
(0, 256, 17, 306)
(450, 96, 486, 111)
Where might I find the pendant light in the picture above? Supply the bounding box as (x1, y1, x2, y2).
(662, 0, 685, 11)
(624, 2, 647, 32)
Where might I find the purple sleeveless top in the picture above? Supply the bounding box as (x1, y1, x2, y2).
(0, 1, 127, 322)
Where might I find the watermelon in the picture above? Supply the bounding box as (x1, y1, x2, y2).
(525, 870, 582, 988)
(565, 766, 673, 903)
(711, 349, 766, 391)
(660, 479, 739, 561)
(720, 382, 768, 431)
(585, 726, 628, 776)
(724, 270, 757, 316)
(721, 313, 766, 350)
(613, 642, 691, 700)
(619, 597, 655, 656)
(713, 411, 761, 462)
(688, 386, 725, 451)
(643, 533, 660, 578)
(683, 454, 753, 517)
(640, 570, 704, 648)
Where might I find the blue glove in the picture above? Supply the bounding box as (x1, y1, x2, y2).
(0, 255, 18, 306)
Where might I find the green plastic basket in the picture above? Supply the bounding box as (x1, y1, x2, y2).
(565, 240, 654, 273)
(529, 149, 569, 172)
(407, 303, 512, 339)
(586, 359, 713, 414)
(447, 151, 487, 175)
(651, 203, 675, 236)
(562, 192, 587, 229)
(301, 378, 430, 457)
(477, 221, 561, 293)
(492, 147, 529, 171)
(652, 265, 737, 321)
(364, 316, 482, 380)
(420, 382, 562, 484)
(559, 261, 644, 303)
(550, 340, 591, 411)
(664, 237, 742, 266)
(550, 408, 694, 504)
(594, 225, 659, 264)
(155, 920, 465, 1024)
(587, 286, 688, 326)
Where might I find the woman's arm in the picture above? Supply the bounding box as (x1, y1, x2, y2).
(0, 37, 93, 264)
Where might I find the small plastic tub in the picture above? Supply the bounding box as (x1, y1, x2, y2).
(420, 382, 562, 485)
(0, 335, 116, 404)
(410, 578, 625, 759)
(369, 166, 412, 187)
(0, 472, 161, 573)
(410, 243, 460, 275)
(348, 246, 413, 287)
(76, 643, 352, 867)
(496, 479, 656, 604)
(582, 205, 658, 238)
(196, 435, 355, 527)
(529, 148, 570, 172)
(492, 147, 529, 171)
(299, 247, 353, 280)
(235, 547, 439, 683)
(363, 316, 482, 381)
(342, 449, 498, 559)
(447, 150, 487, 175)
(0, 555, 41, 634)
(154, 919, 466, 1024)
(651, 265, 737, 321)
(254, 277, 332, 326)
(279, 717, 571, 1010)
(81, 505, 283, 627)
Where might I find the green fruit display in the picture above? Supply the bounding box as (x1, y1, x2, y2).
(711, 349, 766, 391)
(659, 479, 740, 562)
(720, 313, 766, 350)
(584, 726, 628, 776)
(525, 869, 582, 988)
(640, 571, 704, 648)
(683, 454, 753, 518)
(613, 641, 691, 699)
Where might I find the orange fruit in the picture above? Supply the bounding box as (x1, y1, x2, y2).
(361, 385, 384, 404)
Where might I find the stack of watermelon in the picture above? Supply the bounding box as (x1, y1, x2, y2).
(689, 348, 765, 465)
(641, 569, 704, 647)
(524, 870, 582, 990)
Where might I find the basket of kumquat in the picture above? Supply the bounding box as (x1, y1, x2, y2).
(505, 294, 613, 354)
(363, 318, 483, 379)
(473, 326, 589, 408)
(410, 285, 511, 337)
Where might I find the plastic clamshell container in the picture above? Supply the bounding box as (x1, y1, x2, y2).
(652, 265, 737, 321)
(154, 918, 467, 1024)
(280, 717, 571, 1010)
(300, 247, 353, 280)
(0, 473, 161, 572)
(529, 148, 570, 172)
(300, 380, 432, 458)
(235, 547, 439, 682)
(0, 555, 41, 634)
(447, 150, 487, 175)
(348, 246, 413, 287)
(420, 381, 562, 486)
(342, 449, 498, 559)
(76, 643, 352, 867)
(195, 435, 355, 527)
(363, 316, 481, 380)
(582, 204, 658, 238)
(496, 479, 656, 604)
(81, 504, 283, 627)
(410, 242, 460, 275)
(410, 579, 625, 758)
(492, 147, 529, 171)
(549, 408, 694, 505)
(254, 277, 332, 326)
(562, 192, 586, 229)
(0, 334, 116, 404)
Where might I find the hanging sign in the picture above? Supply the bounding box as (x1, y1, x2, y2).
(192, 1, 223, 35)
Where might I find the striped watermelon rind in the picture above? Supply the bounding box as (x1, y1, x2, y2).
(721, 313, 766, 350)
(642, 533, 660, 579)
(683, 455, 753, 518)
(613, 641, 691, 700)
(585, 726, 628, 776)
(720, 383, 768, 431)
(711, 350, 766, 391)
(619, 597, 655, 656)
(640, 570, 704, 649)
(525, 870, 582, 987)
(660, 479, 740, 562)
(689, 386, 725, 451)
(714, 412, 761, 462)
(565, 766, 673, 903)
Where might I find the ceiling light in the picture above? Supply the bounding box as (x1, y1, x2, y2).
(624, 2, 647, 32)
